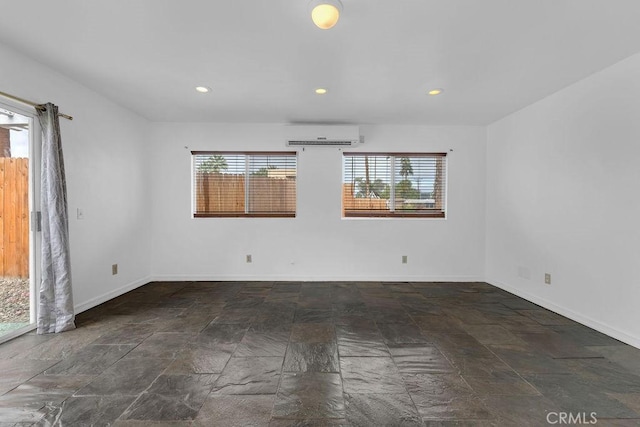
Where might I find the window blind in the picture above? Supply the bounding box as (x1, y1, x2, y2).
(192, 151, 297, 217)
(342, 152, 446, 218)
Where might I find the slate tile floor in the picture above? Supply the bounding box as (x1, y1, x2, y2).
(0, 281, 639, 426)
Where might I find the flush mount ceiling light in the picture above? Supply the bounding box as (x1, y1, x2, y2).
(428, 88, 444, 96)
(310, 0, 343, 30)
(195, 86, 211, 93)
(315, 88, 328, 94)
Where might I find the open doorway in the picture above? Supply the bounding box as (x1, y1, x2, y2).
(0, 105, 37, 343)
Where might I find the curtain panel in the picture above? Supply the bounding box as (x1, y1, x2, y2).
(36, 103, 75, 334)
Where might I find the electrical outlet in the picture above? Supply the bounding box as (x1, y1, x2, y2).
(402, 255, 408, 264)
(246, 254, 252, 263)
(544, 273, 551, 285)
(112, 264, 118, 275)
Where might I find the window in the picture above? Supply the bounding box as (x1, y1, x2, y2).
(192, 151, 297, 217)
(342, 152, 446, 218)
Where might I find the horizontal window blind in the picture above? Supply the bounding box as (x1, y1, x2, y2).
(192, 151, 297, 217)
(342, 152, 446, 218)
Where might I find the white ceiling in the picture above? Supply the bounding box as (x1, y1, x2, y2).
(1, 0, 640, 125)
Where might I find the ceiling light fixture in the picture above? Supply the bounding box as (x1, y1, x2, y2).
(195, 86, 211, 93)
(428, 88, 443, 96)
(310, 0, 343, 30)
(315, 88, 328, 95)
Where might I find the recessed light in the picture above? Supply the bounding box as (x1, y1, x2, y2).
(428, 88, 443, 96)
(315, 88, 328, 95)
(195, 86, 211, 93)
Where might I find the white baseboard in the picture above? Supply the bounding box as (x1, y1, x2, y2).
(151, 274, 484, 283)
(74, 276, 153, 314)
(487, 278, 640, 350)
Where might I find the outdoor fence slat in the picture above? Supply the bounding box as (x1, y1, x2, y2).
(0, 157, 29, 278)
(4, 159, 17, 276)
(0, 159, 4, 277)
(196, 174, 295, 214)
(19, 159, 29, 277)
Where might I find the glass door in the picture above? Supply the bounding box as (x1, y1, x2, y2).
(0, 103, 38, 343)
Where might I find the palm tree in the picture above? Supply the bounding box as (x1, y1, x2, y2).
(364, 155, 371, 198)
(198, 155, 228, 174)
(399, 157, 413, 179)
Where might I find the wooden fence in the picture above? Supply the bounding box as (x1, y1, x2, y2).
(0, 158, 29, 278)
(342, 184, 388, 215)
(195, 173, 296, 214)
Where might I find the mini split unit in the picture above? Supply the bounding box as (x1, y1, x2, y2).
(285, 125, 363, 147)
(287, 138, 359, 147)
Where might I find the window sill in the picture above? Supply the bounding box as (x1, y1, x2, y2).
(343, 211, 445, 219)
(193, 213, 296, 218)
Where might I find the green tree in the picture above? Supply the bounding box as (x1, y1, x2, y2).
(395, 179, 419, 199)
(251, 165, 277, 177)
(355, 178, 389, 199)
(198, 155, 228, 173)
(399, 157, 413, 179)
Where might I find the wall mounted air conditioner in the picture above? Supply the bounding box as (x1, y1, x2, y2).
(285, 125, 362, 147)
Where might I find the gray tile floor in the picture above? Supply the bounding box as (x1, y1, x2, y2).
(1, 281, 639, 426)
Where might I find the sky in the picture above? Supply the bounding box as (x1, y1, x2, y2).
(10, 128, 29, 158)
(1, 109, 30, 158)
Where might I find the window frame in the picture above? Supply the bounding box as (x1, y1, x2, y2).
(342, 152, 447, 219)
(0, 98, 40, 344)
(191, 150, 297, 218)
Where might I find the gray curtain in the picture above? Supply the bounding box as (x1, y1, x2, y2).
(37, 103, 75, 334)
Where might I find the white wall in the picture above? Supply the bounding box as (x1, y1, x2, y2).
(150, 124, 486, 282)
(0, 42, 152, 312)
(486, 53, 640, 347)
